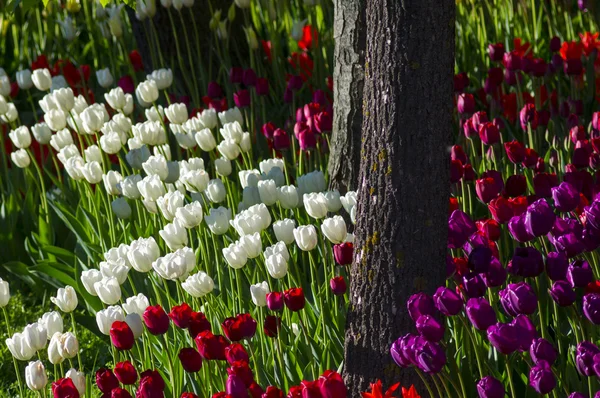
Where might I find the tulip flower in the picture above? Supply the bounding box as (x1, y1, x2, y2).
(284, 288, 305, 312)
(179, 347, 203, 372)
(143, 305, 170, 335)
(476, 376, 505, 398)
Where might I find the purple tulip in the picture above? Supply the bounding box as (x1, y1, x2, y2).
(501, 282, 538, 316)
(520, 103, 538, 130)
(567, 260, 594, 288)
(568, 393, 586, 398)
(457, 93, 475, 114)
(487, 322, 519, 355)
(482, 258, 507, 288)
(233, 90, 251, 108)
(576, 341, 600, 376)
(583, 293, 600, 324)
(287, 75, 303, 91)
(545, 252, 568, 281)
(524, 199, 556, 237)
(466, 298, 497, 331)
(507, 247, 543, 278)
(529, 360, 556, 394)
(549, 281, 576, 307)
(407, 293, 435, 322)
(448, 210, 477, 249)
(462, 273, 487, 298)
(468, 246, 492, 274)
(433, 287, 463, 316)
(552, 182, 580, 212)
(530, 338, 558, 365)
(593, 353, 600, 378)
(584, 201, 600, 230)
(508, 214, 535, 242)
(390, 336, 412, 368)
(511, 315, 538, 351)
(416, 315, 445, 342)
(414, 341, 446, 374)
(476, 376, 505, 398)
(207, 81, 223, 98)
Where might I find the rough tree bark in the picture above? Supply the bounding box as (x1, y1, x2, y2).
(328, 0, 365, 194)
(343, 0, 455, 394)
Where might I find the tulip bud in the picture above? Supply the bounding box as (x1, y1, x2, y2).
(25, 360, 48, 391)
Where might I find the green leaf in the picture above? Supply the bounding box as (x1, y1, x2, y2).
(31, 262, 77, 287)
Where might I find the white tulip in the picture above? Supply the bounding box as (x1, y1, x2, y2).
(157, 191, 184, 221)
(57, 332, 78, 359)
(126, 145, 151, 169)
(122, 293, 150, 316)
(250, 281, 269, 307)
(215, 157, 232, 176)
(32, 69, 52, 91)
(96, 306, 125, 335)
(16, 69, 33, 90)
(180, 169, 210, 193)
(258, 179, 278, 205)
(153, 247, 195, 280)
(44, 109, 67, 131)
(238, 232, 262, 259)
(266, 253, 288, 279)
(9, 126, 32, 149)
(239, 169, 262, 188)
(94, 276, 122, 305)
(205, 207, 232, 235)
(218, 107, 244, 126)
(222, 242, 248, 269)
(0, 278, 9, 307)
(273, 219, 296, 244)
(96, 68, 114, 88)
(47, 332, 63, 364)
(25, 360, 48, 391)
(143, 154, 169, 180)
(136, 80, 159, 103)
(50, 286, 78, 313)
(82, 161, 103, 184)
(277, 185, 299, 209)
(81, 269, 103, 296)
(50, 128, 73, 151)
(147, 69, 173, 90)
(321, 215, 347, 244)
(51, 87, 75, 112)
(11, 149, 30, 168)
(218, 139, 241, 160)
(137, 174, 167, 201)
(6, 332, 35, 361)
(125, 313, 143, 338)
(128, 237, 161, 273)
(294, 225, 318, 251)
(182, 271, 214, 298)
(175, 201, 204, 228)
(105, 87, 126, 110)
(38, 311, 63, 339)
(165, 103, 188, 124)
(303, 192, 329, 219)
(159, 219, 188, 251)
(206, 179, 226, 203)
(23, 322, 47, 352)
(194, 128, 217, 151)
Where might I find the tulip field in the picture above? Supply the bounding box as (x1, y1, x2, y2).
(1, 0, 600, 397)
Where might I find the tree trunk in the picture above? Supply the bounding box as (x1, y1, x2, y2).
(328, 0, 365, 194)
(343, 0, 455, 394)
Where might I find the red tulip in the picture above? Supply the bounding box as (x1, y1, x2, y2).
(52, 377, 80, 398)
(143, 305, 170, 335)
(284, 288, 305, 312)
(111, 387, 133, 398)
(263, 315, 282, 338)
(261, 386, 285, 398)
(300, 380, 322, 398)
(228, 360, 254, 387)
(226, 374, 249, 398)
(476, 178, 500, 203)
(222, 314, 257, 342)
(169, 303, 193, 329)
(139, 369, 165, 392)
(504, 140, 526, 164)
(110, 321, 135, 351)
(96, 368, 119, 393)
(225, 343, 250, 365)
(129, 50, 144, 71)
(195, 330, 229, 360)
(188, 311, 212, 338)
(319, 370, 347, 398)
(488, 197, 513, 224)
(179, 347, 203, 373)
(181, 393, 199, 398)
(114, 361, 138, 385)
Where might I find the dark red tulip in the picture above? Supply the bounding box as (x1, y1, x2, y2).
(110, 321, 134, 351)
(195, 330, 229, 360)
(225, 343, 249, 365)
(228, 360, 254, 387)
(488, 196, 513, 223)
(479, 122, 500, 145)
(504, 140, 526, 164)
(111, 387, 133, 398)
(234, 90, 251, 108)
(188, 311, 212, 338)
(114, 361, 138, 385)
(263, 315, 282, 338)
(143, 305, 170, 335)
(52, 378, 80, 398)
(179, 347, 203, 373)
(333, 242, 353, 266)
(256, 78, 269, 96)
(457, 93, 475, 114)
(488, 43, 505, 62)
(273, 129, 290, 151)
(229, 67, 243, 84)
(96, 368, 119, 393)
(476, 178, 501, 203)
(284, 288, 305, 312)
(169, 303, 193, 329)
